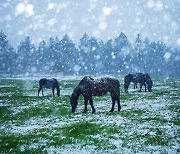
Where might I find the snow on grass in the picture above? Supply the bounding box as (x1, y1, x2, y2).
(0, 78, 179, 153)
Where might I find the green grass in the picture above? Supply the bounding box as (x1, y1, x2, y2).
(0, 78, 179, 153)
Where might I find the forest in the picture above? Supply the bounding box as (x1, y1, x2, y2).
(0, 30, 179, 77)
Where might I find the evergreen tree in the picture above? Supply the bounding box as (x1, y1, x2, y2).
(113, 32, 129, 74)
(59, 34, 77, 74)
(0, 31, 17, 75)
(16, 36, 36, 74)
(36, 40, 49, 72)
(0, 30, 179, 77)
(103, 39, 113, 74)
(78, 33, 92, 74)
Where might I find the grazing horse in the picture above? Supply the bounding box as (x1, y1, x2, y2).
(69, 76, 121, 113)
(38, 78, 60, 97)
(124, 73, 153, 93)
(144, 73, 153, 92)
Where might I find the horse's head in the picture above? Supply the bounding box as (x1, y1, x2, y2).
(145, 73, 153, 92)
(124, 74, 132, 93)
(147, 84, 152, 92)
(124, 83, 129, 93)
(69, 95, 78, 113)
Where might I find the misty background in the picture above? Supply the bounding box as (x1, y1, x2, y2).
(0, 0, 179, 77)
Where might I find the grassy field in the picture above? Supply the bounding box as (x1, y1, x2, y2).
(0, 77, 179, 153)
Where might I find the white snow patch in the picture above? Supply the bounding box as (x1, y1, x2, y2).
(164, 52, 171, 61)
(163, 36, 169, 44)
(147, 0, 155, 8)
(15, 3, 25, 16)
(99, 21, 107, 31)
(177, 38, 180, 46)
(48, 3, 55, 10)
(171, 22, 178, 32)
(46, 144, 97, 154)
(102, 7, 112, 16)
(135, 17, 141, 24)
(163, 13, 171, 21)
(155, 1, 163, 11)
(25, 4, 34, 16)
(48, 18, 56, 26)
(73, 65, 81, 72)
(15, 3, 34, 16)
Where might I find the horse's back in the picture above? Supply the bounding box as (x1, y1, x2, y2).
(39, 78, 59, 89)
(105, 77, 120, 87)
(79, 76, 120, 96)
(39, 78, 46, 86)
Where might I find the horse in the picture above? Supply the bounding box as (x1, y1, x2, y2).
(69, 76, 121, 113)
(124, 73, 153, 93)
(38, 78, 60, 97)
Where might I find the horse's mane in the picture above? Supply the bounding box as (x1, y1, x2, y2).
(125, 74, 133, 81)
(79, 76, 94, 85)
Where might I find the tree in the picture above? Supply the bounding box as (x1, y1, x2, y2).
(59, 34, 78, 74)
(103, 39, 113, 74)
(36, 40, 48, 72)
(16, 36, 36, 74)
(113, 32, 130, 74)
(78, 34, 93, 74)
(0, 31, 17, 75)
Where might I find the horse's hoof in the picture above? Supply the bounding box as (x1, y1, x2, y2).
(92, 110, 95, 114)
(109, 110, 114, 112)
(83, 110, 87, 113)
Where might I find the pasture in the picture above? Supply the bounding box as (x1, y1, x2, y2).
(0, 77, 179, 153)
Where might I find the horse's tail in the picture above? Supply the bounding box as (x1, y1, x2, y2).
(116, 79, 120, 89)
(111, 78, 120, 92)
(53, 79, 60, 97)
(113, 78, 120, 100)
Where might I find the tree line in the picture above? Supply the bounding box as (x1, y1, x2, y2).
(0, 30, 179, 77)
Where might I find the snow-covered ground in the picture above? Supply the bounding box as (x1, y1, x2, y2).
(0, 78, 179, 153)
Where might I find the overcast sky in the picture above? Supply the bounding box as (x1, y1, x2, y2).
(0, 0, 179, 48)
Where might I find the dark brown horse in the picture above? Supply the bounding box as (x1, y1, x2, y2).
(38, 78, 60, 97)
(124, 73, 153, 93)
(69, 76, 121, 113)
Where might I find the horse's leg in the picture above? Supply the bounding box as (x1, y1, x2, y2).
(52, 88, 55, 97)
(56, 86, 60, 97)
(109, 92, 115, 112)
(135, 82, 137, 88)
(124, 83, 129, 93)
(89, 97, 95, 114)
(42, 87, 44, 96)
(139, 84, 143, 92)
(144, 84, 147, 92)
(38, 86, 42, 96)
(116, 91, 121, 111)
(83, 97, 88, 113)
